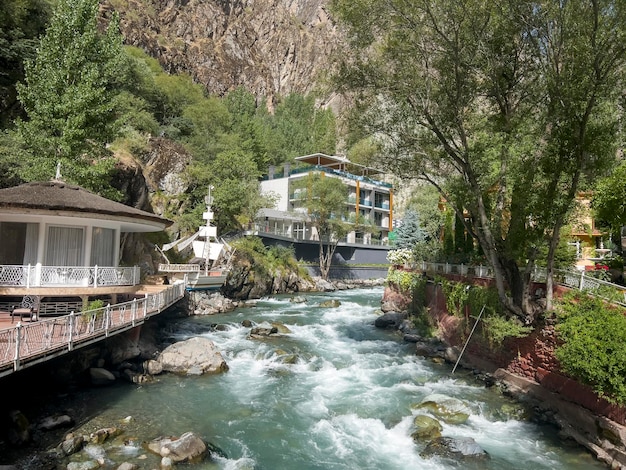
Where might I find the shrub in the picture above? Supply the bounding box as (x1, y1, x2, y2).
(84, 299, 105, 311)
(481, 314, 532, 350)
(386, 267, 427, 313)
(439, 278, 470, 317)
(386, 267, 422, 293)
(231, 237, 307, 279)
(555, 292, 626, 405)
(412, 306, 436, 337)
(467, 285, 501, 318)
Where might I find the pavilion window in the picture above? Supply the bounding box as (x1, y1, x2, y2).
(46, 226, 84, 266)
(0, 222, 38, 265)
(91, 227, 115, 266)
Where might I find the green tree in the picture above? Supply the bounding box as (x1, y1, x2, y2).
(206, 149, 268, 233)
(14, 0, 128, 195)
(182, 97, 231, 163)
(331, 0, 626, 322)
(0, 0, 51, 127)
(261, 93, 337, 165)
(394, 209, 425, 249)
(224, 86, 270, 170)
(593, 160, 626, 243)
(296, 172, 351, 280)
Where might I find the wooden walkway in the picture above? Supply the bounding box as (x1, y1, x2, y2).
(0, 282, 185, 378)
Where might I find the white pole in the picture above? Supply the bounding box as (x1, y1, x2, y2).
(452, 304, 486, 374)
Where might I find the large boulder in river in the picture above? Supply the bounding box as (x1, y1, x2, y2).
(374, 312, 407, 329)
(157, 337, 228, 375)
(412, 393, 472, 425)
(146, 432, 207, 463)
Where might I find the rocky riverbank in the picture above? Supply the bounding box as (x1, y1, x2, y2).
(0, 276, 386, 469)
(377, 281, 626, 470)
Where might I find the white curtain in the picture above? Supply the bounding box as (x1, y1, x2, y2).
(46, 226, 84, 266)
(91, 228, 115, 266)
(23, 223, 38, 265)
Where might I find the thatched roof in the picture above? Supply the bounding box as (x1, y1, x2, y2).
(0, 181, 171, 229)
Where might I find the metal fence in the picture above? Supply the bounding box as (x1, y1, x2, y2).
(417, 261, 626, 307)
(0, 281, 186, 378)
(0, 265, 141, 288)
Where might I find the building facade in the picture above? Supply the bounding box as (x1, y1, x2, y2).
(256, 153, 394, 264)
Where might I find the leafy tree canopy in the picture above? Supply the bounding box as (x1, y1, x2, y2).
(0, 0, 52, 126)
(0, 0, 341, 242)
(593, 159, 626, 240)
(331, 0, 626, 321)
(14, 0, 128, 197)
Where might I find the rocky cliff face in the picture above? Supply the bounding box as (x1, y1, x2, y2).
(102, 0, 344, 110)
(100, 0, 347, 269)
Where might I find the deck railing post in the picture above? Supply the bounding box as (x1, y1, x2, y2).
(68, 311, 75, 350)
(104, 304, 111, 335)
(94, 265, 98, 288)
(26, 264, 31, 288)
(13, 323, 22, 370)
(579, 270, 585, 290)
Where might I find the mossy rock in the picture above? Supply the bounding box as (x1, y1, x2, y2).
(412, 394, 471, 425)
(411, 414, 443, 441)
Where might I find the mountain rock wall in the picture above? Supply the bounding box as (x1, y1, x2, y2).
(102, 0, 344, 109)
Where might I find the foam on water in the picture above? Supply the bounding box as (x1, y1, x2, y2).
(63, 287, 606, 469)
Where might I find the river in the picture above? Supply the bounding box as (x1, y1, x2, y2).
(34, 287, 606, 469)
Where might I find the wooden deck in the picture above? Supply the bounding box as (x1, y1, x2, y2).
(0, 282, 185, 378)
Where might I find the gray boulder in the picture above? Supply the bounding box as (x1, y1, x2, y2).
(314, 278, 336, 292)
(411, 414, 443, 441)
(157, 337, 228, 375)
(38, 414, 74, 431)
(374, 312, 407, 329)
(412, 394, 472, 425)
(7, 410, 30, 445)
(89, 367, 116, 386)
(58, 433, 85, 456)
(146, 432, 207, 463)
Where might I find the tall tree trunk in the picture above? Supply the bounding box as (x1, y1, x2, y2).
(319, 241, 330, 280)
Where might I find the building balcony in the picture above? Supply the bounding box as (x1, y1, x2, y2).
(0, 264, 141, 295)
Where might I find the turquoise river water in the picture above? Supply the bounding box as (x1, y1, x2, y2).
(49, 287, 607, 469)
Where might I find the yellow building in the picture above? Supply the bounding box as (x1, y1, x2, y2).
(569, 192, 612, 271)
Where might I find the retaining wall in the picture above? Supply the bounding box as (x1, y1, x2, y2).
(422, 281, 626, 425)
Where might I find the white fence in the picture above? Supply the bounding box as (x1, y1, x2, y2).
(0, 265, 141, 288)
(416, 261, 626, 307)
(0, 281, 186, 377)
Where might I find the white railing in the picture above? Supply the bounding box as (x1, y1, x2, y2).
(158, 263, 201, 273)
(414, 261, 626, 307)
(0, 281, 186, 377)
(0, 265, 141, 288)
